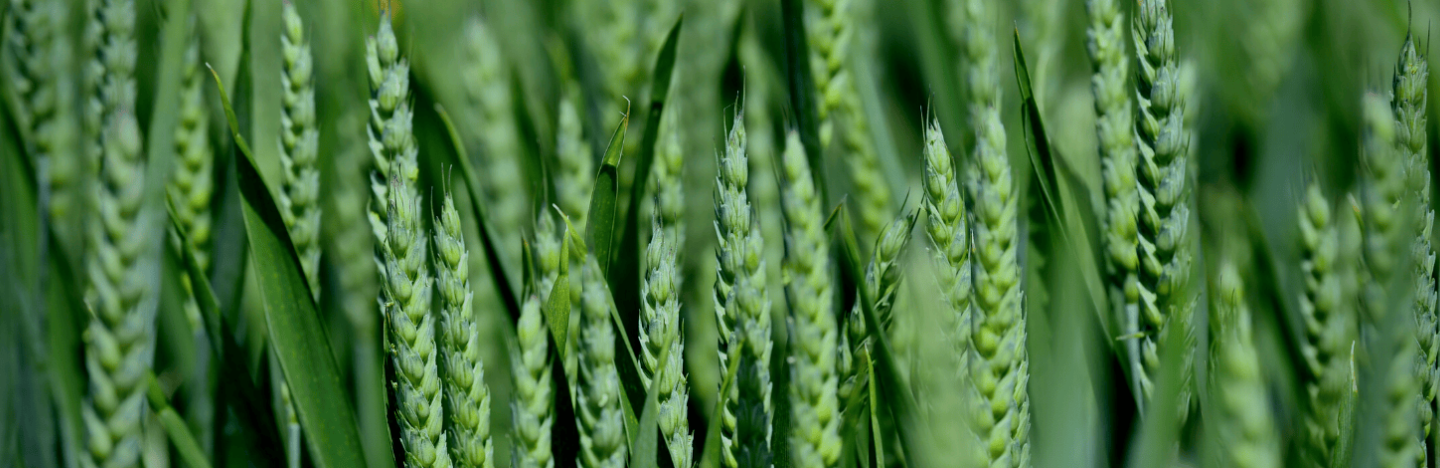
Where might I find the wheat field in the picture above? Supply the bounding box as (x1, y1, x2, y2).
(1, 0, 1438, 468)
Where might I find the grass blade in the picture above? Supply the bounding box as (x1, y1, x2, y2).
(546, 212, 574, 356)
(631, 344, 674, 468)
(166, 207, 286, 464)
(209, 68, 367, 468)
(587, 105, 629, 277)
(1011, 28, 1120, 363)
(612, 13, 684, 345)
(699, 345, 744, 468)
(146, 372, 214, 468)
(434, 104, 524, 320)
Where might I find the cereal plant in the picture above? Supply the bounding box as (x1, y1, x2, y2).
(4, 2, 1439, 468)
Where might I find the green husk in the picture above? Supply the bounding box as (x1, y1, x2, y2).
(1206, 261, 1281, 468)
(1297, 184, 1361, 467)
(1132, 0, 1196, 418)
(367, 15, 452, 468)
(777, 131, 841, 468)
(277, 2, 320, 297)
(435, 190, 495, 468)
(1391, 35, 1435, 454)
(641, 194, 693, 467)
(80, 0, 152, 465)
(713, 110, 773, 468)
(576, 259, 627, 468)
(511, 291, 555, 468)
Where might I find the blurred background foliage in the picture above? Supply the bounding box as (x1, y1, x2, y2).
(2, 0, 1438, 466)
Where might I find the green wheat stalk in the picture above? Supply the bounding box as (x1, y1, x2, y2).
(805, 0, 892, 242)
(576, 257, 628, 468)
(1297, 183, 1361, 467)
(958, 7, 1029, 456)
(434, 190, 495, 468)
(167, 13, 216, 456)
(463, 17, 528, 270)
(278, 1, 321, 297)
(1358, 91, 1421, 468)
(1133, 0, 1196, 417)
(1207, 261, 1282, 468)
(4, 0, 83, 250)
(714, 109, 773, 468)
(641, 197, 693, 467)
(776, 131, 841, 468)
(367, 15, 452, 468)
(80, 0, 152, 464)
(1085, 0, 1143, 406)
(1391, 34, 1436, 448)
(511, 290, 555, 468)
(920, 118, 973, 388)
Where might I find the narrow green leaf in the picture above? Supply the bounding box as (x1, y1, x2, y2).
(586, 105, 628, 277)
(209, 69, 367, 468)
(146, 372, 214, 468)
(165, 209, 286, 463)
(779, 0, 827, 204)
(699, 346, 744, 468)
(1010, 29, 1120, 366)
(835, 208, 932, 468)
(631, 344, 673, 468)
(433, 104, 524, 321)
(611, 14, 684, 348)
(546, 211, 574, 354)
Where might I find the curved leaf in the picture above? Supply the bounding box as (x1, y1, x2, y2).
(209, 68, 367, 468)
(146, 371, 214, 468)
(612, 13, 684, 352)
(587, 105, 628, 277)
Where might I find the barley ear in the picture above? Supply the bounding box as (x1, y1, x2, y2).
(777, 131, 842, 468)
(1086, 0, 1143, 407)
(434, 191, 494, 468)
(804, 0, 891, 241)
(575, 258, 628, 468)
(81, 0, 152, 464)
(1207, 261, 1282, 468)
(1391, 35, 1437, 453)
(1358, 91, 1422, 468)
(1297, 183, 1361, 467)
(1133, 0, 1197, 419)
(368, 15, 451, 468)
(511, 292, 555, 468)
(5, 0, 83, 249)
(713, 109, 773, 468)
(641, 197, 694, 467)
(278, 1, 321, 298)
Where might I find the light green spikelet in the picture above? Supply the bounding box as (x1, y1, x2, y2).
(641, 202, 694, 467)
(278, 2, 321, 296)
(1297, 184, 1361, 467)
(462, 17, 527, 269)
(534, 212, 563, 303)
(367, 16, 451, 468)
(167, 14, 217, 455)
(841, 205, 918, 409)
(1132, 0, 1196, 417)
(576, 259, 628, 468)
(1085, 0, 1142, 405)
(556, 92, 595, 233)
(434, 192, 494, 468)
(83, 107, 148, 468)
(713, 111, 773, 468)
(1207, 262, 1282, 468)
(1392, 35, 1437, 444)
(804, 0, 891, 241)
(776, 131, 841, 468)
(741, 35, 786, 332)
(511, 293, 555, 468)
(5, 0, 83, 248)
(1358, 91, 1422, 468)
(962, 33, 1029, 462)
(81, 0, 150, 464)
(921, 119, 974, 386)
